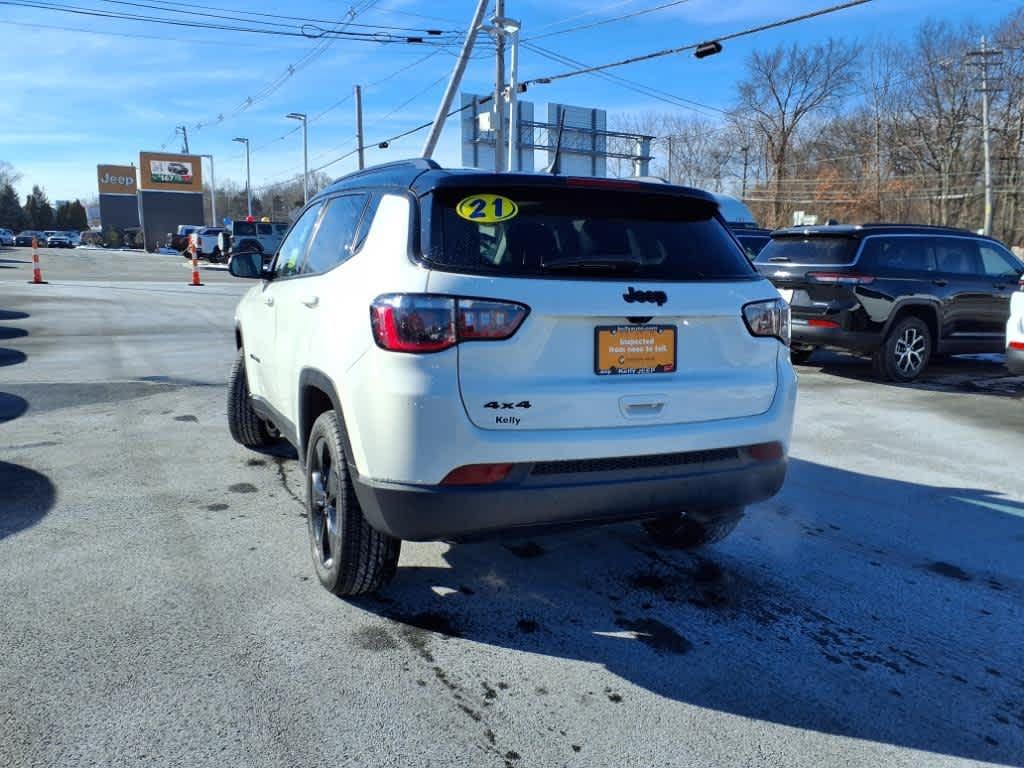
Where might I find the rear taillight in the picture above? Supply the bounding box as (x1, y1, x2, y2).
(370, 294, 529, 353)
(747, 442, 784, 462)
(742, 299, 790, 346)
(440, 463, 514, 485)
(808, 318, 840, 328)
(806, 272, 875, 285)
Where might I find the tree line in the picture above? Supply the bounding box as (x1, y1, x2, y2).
(0, 162, 89, 233)
(612, 8, 1024, 245)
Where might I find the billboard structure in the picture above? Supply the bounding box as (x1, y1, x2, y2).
(138, 152, 203, 193)
(96, 164, 140, 231)
(137, 152, 205, 250)
(460, 94, 535, 172)
(460, 95, 653, 177)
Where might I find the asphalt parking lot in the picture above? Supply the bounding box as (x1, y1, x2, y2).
(1, 245, 1022, 768)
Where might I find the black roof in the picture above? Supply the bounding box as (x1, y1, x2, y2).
(771, 223, 998, 242)
(318, 158, 717, 204)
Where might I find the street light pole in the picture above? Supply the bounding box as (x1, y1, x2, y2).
(233, 137, 251, 217)
(200, 153, 216, 225)
(286, 113, 309, 203)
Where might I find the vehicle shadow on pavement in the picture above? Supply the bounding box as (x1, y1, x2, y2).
(361, 458, 1024, 765)
(0, 461, 56, 541)
(808, 350, 1023, 398)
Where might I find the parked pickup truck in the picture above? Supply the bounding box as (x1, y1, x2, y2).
(219, 219, 290, 262)
(167, 224, 203, 253)
(187, 227, 227, 262)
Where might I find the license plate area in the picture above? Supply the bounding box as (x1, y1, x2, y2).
(595, 325, 677, 375)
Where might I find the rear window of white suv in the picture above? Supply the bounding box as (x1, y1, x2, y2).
(422, 186, 755, 281)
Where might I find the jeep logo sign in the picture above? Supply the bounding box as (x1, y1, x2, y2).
(97, 164, 138, 195)
(100, 172, 134, 186)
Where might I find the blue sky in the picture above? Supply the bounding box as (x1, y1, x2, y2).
(0, 0, 1014, 203)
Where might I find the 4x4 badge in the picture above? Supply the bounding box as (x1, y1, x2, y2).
(623, 287, 667, 306)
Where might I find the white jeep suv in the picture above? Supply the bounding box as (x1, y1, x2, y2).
(227, 160, 797, 596)
(1007, 273, 1024, 374)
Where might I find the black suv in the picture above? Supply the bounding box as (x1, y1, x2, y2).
(754, 224, 1023, 381)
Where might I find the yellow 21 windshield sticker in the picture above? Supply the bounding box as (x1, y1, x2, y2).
(455, 193, 519, 223)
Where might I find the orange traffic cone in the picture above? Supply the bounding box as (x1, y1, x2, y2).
(188, 240, 203, 287)
(28, 238, 47, 285)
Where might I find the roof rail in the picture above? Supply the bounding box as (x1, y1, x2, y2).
(328, 158, 442, 188)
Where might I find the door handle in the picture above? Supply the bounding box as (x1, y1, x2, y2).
(932, 279, 948, 287)
(263, 296, 274, 306)
(300, 295, 319, 308)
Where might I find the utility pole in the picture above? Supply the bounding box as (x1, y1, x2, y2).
(493, 0, 506, 172)
(354, 85, 365, 171)
(505, 19, 520, 172)
(740, 146, 750, 198)
(177, 125, 190, 154)
(286, 113, 309, 203)
(422, 0, 489, 158)
(966, 36, 1003, 236)
(200, 153, 216, 225)
(666, 136, 674, 182)
(233, 137, 251, 218)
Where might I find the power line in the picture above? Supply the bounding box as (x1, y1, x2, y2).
(526, 0, 694, 41)
(530, 0, 643, 33)
(96, 0, 460, 33)
(0, 0, 461, 42)
(0, 17, 306, 46)
(522, 0, 875, 87)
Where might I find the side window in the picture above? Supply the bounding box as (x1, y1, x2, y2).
(273, 203, 322, 278)
(979, 243, 1021, 278)
(301, 194, 369, 275)
(862, 237, 935, 272)
(934, 238, 983, 275)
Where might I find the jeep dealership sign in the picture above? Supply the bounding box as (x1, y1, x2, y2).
(97, 164, 138, 195)
(138, 152, 203, 193)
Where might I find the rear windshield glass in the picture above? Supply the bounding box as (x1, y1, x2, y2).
(423, 187, 754, 281)
(233, 222, 256, 236)
(736, 234, 770, 258)
(756, 236, 859, 265)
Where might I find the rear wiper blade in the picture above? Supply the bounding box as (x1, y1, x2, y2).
(767, 256, 791, 262)
(542, 255, 641, 272)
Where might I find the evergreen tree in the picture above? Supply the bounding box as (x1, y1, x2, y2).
(67, 200, 88, 231)
(0, 183, 25, 231)
(23, 185, 54, 230)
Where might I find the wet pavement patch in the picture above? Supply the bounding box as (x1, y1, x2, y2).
(389, 610, 462, 638)
(246, 458, 267, 466)
(516, 618, 539, 634)
(173, 414, 198, 423)
(352, 625, 399, 651)
(615, 617, 693, 655)
(228, 483, 257, 494)
(925, 561, 972, 582)
(206, 503, 229, 511)
(504, 541, 545, 559)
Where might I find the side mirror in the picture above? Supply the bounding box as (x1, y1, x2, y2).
(228, 249, 266, 279)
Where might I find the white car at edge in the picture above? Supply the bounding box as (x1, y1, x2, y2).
(1007, 274, 1024, 374)
(226, 159, 797, 596)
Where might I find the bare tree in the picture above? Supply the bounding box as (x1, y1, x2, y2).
(733, 39, 861, 226)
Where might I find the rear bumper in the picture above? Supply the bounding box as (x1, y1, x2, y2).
(1007, 344, 1024, 374)
(791, 321, 880, 352)
(353, 452, 787, 541)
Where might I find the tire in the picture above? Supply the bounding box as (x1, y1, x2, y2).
(643, 508, 743, 549)
(226, 349, 274, 448)
(210, 247, 222, 263)
(306, 410, 400, 596)
(871, 315, 931, 382)
(790, 347, 815, 365)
